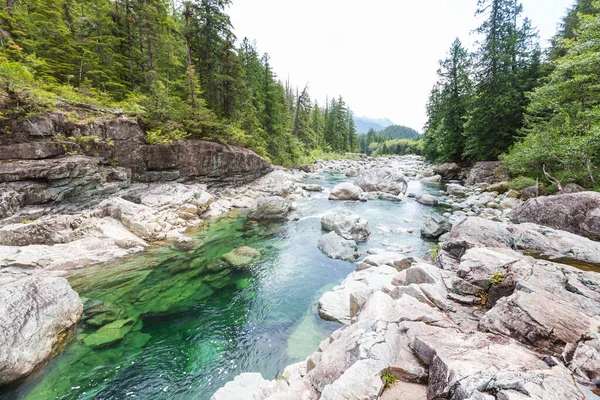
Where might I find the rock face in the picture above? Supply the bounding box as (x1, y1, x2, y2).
(0, 276, 83, 385)
(511, 191, 600, 241)
(321, 210, 371, 242)
(247, 196, 291, 221)
(328, 182, 364, 201)
(317, 232, 359, 261)
(354, 168, 407, 196)
(0, 113, 273, 221)
(465, 161, 506, 185)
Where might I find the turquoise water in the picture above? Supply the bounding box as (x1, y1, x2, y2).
(1, 173, 441, 400)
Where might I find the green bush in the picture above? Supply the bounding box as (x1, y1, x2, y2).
(509, 176, 537, 190)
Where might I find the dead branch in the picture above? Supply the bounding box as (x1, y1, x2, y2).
(542, 164, 563, 192)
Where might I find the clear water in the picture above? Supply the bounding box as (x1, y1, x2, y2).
(1, 172, 443, 400)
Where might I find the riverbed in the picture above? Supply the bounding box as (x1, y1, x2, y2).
(1, 170, 443, 400)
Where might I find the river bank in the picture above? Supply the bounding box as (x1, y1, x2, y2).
(2, 152, 600, 399)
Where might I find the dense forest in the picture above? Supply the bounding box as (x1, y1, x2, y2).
(358, 125, 422, 156)
(0, 0, 358, 166)
(424, 0, 600, 189)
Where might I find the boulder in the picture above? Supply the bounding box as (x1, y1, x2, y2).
(487, 181, 510, 194)
(223, 246, 261, 268)
(446, 183, 468, 198)
(420, 175, 442, 184)
(416, 194, 438, 206)
(520, 185, 539, 201)
(465, 161, 506, 185)
(421, 214, 451, 239)
(329, 182, 364, 201)
(0, 276, 82, 385)
(247, 196, 291, 221)
(317, 232, 359, 261)
(434, 163, 463, 181)
(354, 168, 407, 195)
(559, 183, 585, 194)
(321, 210, 371, 242)
(441, 217, 513, 258)
(511, 192, 600, 241)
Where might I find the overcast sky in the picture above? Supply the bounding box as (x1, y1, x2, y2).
(229, 0, 574, 131)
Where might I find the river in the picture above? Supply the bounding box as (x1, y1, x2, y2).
(1, 168, 443, 400)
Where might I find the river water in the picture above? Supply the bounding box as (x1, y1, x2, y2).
(2, 170, 443, 400)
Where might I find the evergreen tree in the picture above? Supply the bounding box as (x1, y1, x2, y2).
(463, 0, 541, 161)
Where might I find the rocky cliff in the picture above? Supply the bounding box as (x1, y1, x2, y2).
(0, 111, 273, 218)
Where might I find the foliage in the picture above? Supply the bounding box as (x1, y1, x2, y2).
(382, 371, 398, 388)
(369, 138, 424, 157)
(423, 39, 472, 163)
(358, 125, 421, 155)
(489, 273, 505, 286)
(503, 1, 600, 187)
(0, 0, 356, 166)
(508, 176, 537, 190)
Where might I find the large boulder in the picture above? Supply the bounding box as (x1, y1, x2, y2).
(247, 196, 291, 221)
(321, 210, 371, 242)
(329, 182, 364, 201)
(511, 192, 600, 241)
(433, 163, 463, 181)
(420, 214, 451, 239)
(465, 161, 506, 185)
(416, 194, 438, 206)
(0, 276, 83, 385)
(354, 168, 407, 196)
(317, 232, 359, 261)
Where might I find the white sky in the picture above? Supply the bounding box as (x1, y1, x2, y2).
(229, 0, 574, 131)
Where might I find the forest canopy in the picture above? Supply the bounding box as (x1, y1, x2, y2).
(0, 0, 358, 166)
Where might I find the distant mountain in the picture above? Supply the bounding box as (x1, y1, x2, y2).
(353, 115, 395, 134)
(378, 125, 420, 140)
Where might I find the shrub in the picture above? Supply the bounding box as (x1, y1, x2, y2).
(509, 176, 537, 191)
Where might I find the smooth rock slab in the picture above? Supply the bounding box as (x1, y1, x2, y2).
(317, 232, 359, 261)
(0, 276, 82, 385)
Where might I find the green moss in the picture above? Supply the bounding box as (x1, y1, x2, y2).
(382, 371, 398, 388)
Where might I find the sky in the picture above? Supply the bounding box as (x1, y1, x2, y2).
(228, 0, 575, 131)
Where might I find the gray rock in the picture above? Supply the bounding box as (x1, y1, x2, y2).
(416, 194, 438, 206)
(317, 232, 359, 261)
(446, 183, 468, 198)
(511, 191, 600, 241)
(321, 210, 371, 242)
(355, 168, 407, 195)
(420, 174, 442, 184)
(0, 276, 82, 385)
(329, 182, 364, 201)
(247, 196, 291, 221)
(520, 185, 539, 201)
(302, 184, 324, 192)
(465, 161, 506, 185)
(413, 330, 585, 400)
(421, 214, 451, 239)
(434, 163, 463, 181)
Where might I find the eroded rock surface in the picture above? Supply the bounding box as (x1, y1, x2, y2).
(0, 276, 83, 385)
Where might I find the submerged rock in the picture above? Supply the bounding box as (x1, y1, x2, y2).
(329, 182, 364, 201)
(317, 231, 359, 261)
(321, 210, 371, 242)
(355, 168, 407, 196)
(222, 246, 261, 268)
(83, 318, 135, 348)
(247, 196, 291, 221)
(0, 276, 82, 385)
